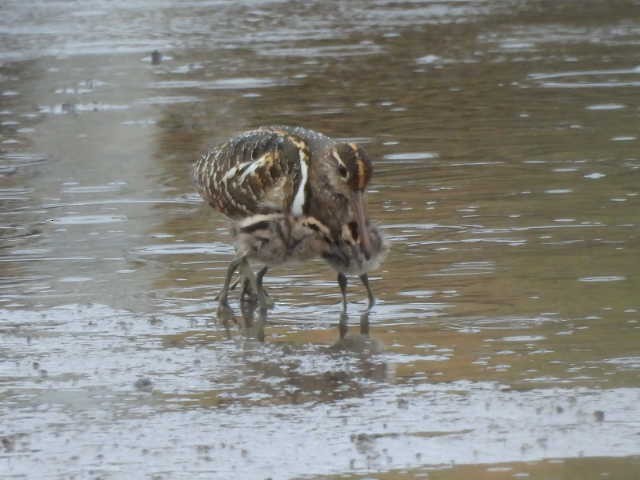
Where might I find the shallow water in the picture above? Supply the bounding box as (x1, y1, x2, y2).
(1, 1, 639, 478)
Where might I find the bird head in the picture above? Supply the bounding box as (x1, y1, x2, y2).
(331, 143, 374, 258)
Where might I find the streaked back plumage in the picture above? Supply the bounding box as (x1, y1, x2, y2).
(194, 126, 386, 316)
(194, 126, 326, 218)
(193, 126, 374, 241)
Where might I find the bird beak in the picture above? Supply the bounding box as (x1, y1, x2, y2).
(351, 190, 371, 259)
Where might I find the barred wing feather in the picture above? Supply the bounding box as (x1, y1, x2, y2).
(194, 128, 311, 219)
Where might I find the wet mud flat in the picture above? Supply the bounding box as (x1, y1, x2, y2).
(2, 0, 640, 479)
(2, 305, 640, 479)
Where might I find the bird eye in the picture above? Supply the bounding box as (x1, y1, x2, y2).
(338, 165, 348, 178)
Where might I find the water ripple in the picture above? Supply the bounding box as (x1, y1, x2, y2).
(149, 78, 291, 90)
(51, 215, 128, 225)
(133, 242, 233, 256)
(578, 275, 626, 283)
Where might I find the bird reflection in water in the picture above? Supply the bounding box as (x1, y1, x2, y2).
(227, 295, 384, 360)
(215, 300, 388, 404)
(331, 311, 384, 355)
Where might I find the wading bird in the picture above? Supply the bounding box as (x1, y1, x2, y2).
(193, 126, 388, 320)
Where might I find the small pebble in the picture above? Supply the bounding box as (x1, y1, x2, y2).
(151, 50, 162, 65)
(134, 377, 153, 392)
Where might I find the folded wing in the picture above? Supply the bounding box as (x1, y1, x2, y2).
(194, 128, 312, 218)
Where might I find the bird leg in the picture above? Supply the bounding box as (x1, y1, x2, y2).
(224, 265, 265, 295)
(256, 266, 275, 308)
(238, 259, 268, 313)
(360, 273, 376, 310)
(217, 255, 247, 324)
(337, 272, 348, 312)
(338, 273, 376, 311)
(256, 266, 268, 289)
(217, 256, 267, 322)
(214, 275, 240, 301)
(239, 266, 274, 309)
(239, 276, 251, 306)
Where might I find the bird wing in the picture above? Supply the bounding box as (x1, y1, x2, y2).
(194, 128, 312, 218)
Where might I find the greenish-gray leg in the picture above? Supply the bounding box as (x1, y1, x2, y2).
(217, 255, 246, 323)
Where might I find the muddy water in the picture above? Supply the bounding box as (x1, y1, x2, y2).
(1, 1, 639, 478)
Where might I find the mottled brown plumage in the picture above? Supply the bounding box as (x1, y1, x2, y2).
(194, 125, 373, 243)
(228, 214, 388, 313)
(233, 214, 333, 265)
(194, 127, 310, 218)
(233, 214, 388, 276)
(193, 126, 386, 319)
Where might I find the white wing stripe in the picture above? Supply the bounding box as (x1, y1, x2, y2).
(238, 154, 270, 183)
(222, 161, 252, 183)
(291, 151, 308, 216)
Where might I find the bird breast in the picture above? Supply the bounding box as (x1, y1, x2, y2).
(323, 222, 389, 275)
(233, 213, 388, 275)
(233, 214, 333, 266)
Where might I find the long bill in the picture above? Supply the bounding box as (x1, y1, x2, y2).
(351, 190, 371, 259)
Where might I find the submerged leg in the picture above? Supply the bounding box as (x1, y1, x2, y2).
(217, 256, 246, 323)
(239, 273, 253, 305)
(337, 272, 348, 312)
(359, 273, 375, 310)
(256, 266, 275, 309)
(222, 265, 262, 299)
(238, 259, 268, 312)
(214, 274, 240, 301)
(235, 265, 274, 309)
(256, 266, 268, 290)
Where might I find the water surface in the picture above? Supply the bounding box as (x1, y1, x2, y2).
(1, 1, 639, 478)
